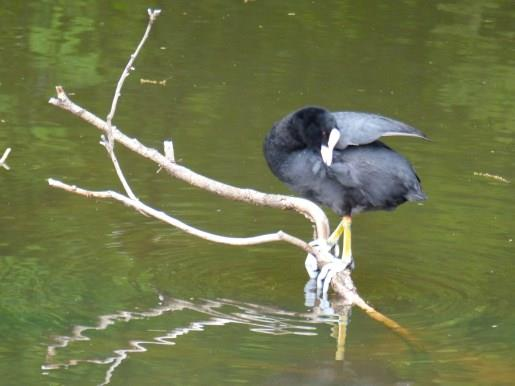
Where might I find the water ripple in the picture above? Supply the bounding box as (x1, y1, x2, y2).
(42, 295, 344, 385)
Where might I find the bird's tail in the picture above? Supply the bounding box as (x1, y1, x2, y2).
(407, 189, 427, 202)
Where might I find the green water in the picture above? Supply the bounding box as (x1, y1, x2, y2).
(1, 1, 514, 385)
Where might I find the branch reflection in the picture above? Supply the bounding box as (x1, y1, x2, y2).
(42, 289, 366, 385)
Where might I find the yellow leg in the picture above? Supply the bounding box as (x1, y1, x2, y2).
(327, 221, 345, 246)
(327, 215, 352, 261)
(342, 216, 352, 261)
(335, 318, 348, 361)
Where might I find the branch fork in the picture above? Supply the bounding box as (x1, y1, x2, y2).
(47, 8, 418, 347)
(47, 9, 358, 301)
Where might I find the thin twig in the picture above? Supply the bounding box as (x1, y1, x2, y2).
(103, 9, 161, 200)
(0, 147, 11, 170)
(473, 171, 510, 184)
(99, 136, 138, 201)
(49, 87, 330, 240)
(106, 9, 161, 146)
(47, 178, 313, 251)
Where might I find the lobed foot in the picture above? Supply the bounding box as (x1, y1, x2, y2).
(305, 240, 353, 298)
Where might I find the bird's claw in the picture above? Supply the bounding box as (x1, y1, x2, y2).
(305, 240, 351, 298)
(305, 239, 335, 279)
(304, 251, 319, 279)
(316, 258, 347, 298)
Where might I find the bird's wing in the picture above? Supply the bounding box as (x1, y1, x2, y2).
(332, 111, 428, 149)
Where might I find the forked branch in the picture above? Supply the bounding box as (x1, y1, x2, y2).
(48, 86, 331, 261)
(47, 9, 418, 347)
(48, 178, 311, 251)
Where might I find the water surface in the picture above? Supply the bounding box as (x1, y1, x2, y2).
(1, 1, 514, 385)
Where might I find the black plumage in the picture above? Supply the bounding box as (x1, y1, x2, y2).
(263, 106, 427, 217)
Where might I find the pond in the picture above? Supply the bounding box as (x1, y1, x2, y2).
(0, 1, 514, 385)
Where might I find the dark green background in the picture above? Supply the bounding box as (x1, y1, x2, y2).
(1, 1, 514, 384)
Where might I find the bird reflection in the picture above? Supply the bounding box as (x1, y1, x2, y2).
(304, 278, 352, 361)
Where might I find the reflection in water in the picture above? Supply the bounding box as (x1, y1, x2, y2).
(42, 293, 354, 385)
(0, 0, 514, 383)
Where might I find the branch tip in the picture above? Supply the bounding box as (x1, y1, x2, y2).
(163, 140, 175, 162)
(0, 147, 11, 170)
(148, 8, 162, 19)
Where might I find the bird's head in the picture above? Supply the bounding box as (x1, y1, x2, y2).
(292, 106, 341, 166)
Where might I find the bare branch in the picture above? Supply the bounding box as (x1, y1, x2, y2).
(46, 11, 418, 344)
(47, 91, 381, 317)
(99, 9, 162, 200)
(47, 178, 312, 251)
(163, 140, 175, 163)
(0, 147, 11, 170)
(49, 87, 330, 240)
(106, 8, 162, 146)
(99, 135, 138, 200)
(0, 148, 10, 163)
(48, 88, 359, 299)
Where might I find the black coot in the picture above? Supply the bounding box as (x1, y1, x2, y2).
(263, 106, 427, 266)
